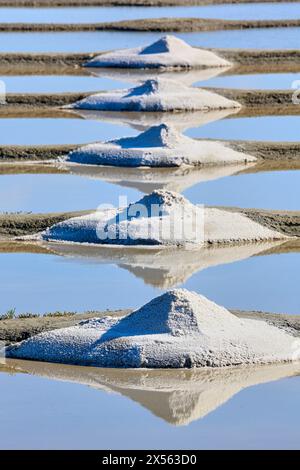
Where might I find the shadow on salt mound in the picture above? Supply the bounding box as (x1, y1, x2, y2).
(5, 359, 300, 425)
(73, 108, 239, 132)
(38, 190, 286, 247)
(86, 36, 231, 70)
(65, 124, 256, 168)
(43, 240, 284, 289)
(68, 78, 241, 112)
(60, 160, 257, 194)
(6, 289, 299, 368)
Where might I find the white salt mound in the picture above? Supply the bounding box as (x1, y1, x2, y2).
(66, 124, 255, 168)
(39, 190, 286, 246)
(69, 78, 241, 112)
(86, 36, 231, 69)
(6, 289, 298, 368)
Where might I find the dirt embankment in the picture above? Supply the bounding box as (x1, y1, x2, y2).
(0, 140, 300, 164)
(1, 307, 300, 345)
(0, 88, 299, 118)
(0, 210, 93, 238)
(0, 18, 300, 32)
(0, 49, 299, 76)
(2, 0, 298, 7)
(0, 207, 299, 239)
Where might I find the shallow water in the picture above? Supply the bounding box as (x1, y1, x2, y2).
(1, 28, 299, 53)
(0, 75, 132, 93)
(198, 72, 300, 90)
(0, 115, 299, 145)
(0, 244, 299, 314)
(0, 361, 300, 449)
(1, 3, 300, 23)
(1, 71, 298, 92)
(0, 169, 299, 212)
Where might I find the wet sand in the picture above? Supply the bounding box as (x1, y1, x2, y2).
(1, 305, 300, 345)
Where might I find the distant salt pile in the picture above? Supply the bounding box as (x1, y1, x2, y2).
(6, 289, 297, 368)
(69, 78, 241, 112)
(39, 190, 285, 246)
(41, 190, 203, 246)
(86, 36, 231, 69)
(67, 124, 255, 168)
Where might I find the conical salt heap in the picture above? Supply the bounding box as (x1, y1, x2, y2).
(6, 289, 297, 368)
(69, 77, 241, 112)
(86, 35, 231, 69)
(39, 190, 286, 246)
(66, 124, 255, 167)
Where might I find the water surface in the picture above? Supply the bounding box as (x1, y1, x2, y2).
(1, 3, 300, 23)
(0, 246, 298, 314)
(1, 361, 300, 449)
(1, 71, 298, 92)
(0, 29, 299, 52)
(0, 115, 298, 145)
(199, 72, 300, 90)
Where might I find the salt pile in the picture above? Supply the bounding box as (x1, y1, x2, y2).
(66, 124, 255, 168)
(38, 190, 286, 247)
(86, 36, 231, 70)
(41, 190, 203, 246)
(68, 78, 241, 112)
(6, 289, 298, 368)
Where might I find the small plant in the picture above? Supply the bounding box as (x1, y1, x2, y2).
(43, 311, 76, 318)
(0, 308, 16, 321)
(18, 313, 39, 319)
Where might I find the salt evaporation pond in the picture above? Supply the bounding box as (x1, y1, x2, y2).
(0, 246, 298, 315)
(1, 3, 300, 23)
(0, 116, 299, 145)
(1, 361, 300, 449)
(0, 6, 299, 450)
(1, 72, 299, 93)
(198, 72, 300, 90)
(0, 28, 300, 52)
(1, 170, 299, 212)
(0, 75, 133, 94)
